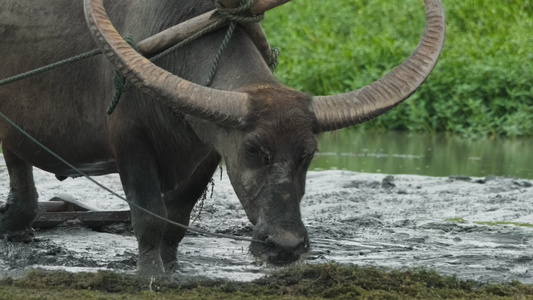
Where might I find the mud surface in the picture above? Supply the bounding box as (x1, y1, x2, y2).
(0, 156, 532, 283)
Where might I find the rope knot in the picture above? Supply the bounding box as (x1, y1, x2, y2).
(108, 36, 138, 115)
(206, 0, 278, 85)
(268, 47, 280, 72)
(215, 0, 264, 24)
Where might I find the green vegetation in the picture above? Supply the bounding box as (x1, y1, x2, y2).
(447, 217, 533, 227)
(446, 217, 469, 223)
(1, 264, 533, 299)
(476, 221, 533, 227)
(263, 0, 533, 137)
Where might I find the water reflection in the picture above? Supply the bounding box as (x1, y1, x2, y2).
(312, 130, 533, 179)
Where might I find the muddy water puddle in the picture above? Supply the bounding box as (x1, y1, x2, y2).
(0, 155, 533, 284)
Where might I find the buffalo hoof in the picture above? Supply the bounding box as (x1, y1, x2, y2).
(137, 253, 166, 278)
(0, 202, 37, 243)
(163, 260, 179, 274)
(0, 228, 35, 243)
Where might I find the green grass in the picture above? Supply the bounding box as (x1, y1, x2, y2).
(447, 218, 533, 228)
(446, 218, 469, 223)
(262, 0, 533, 137)
(476, 222, 533, 228)
(1, 264, 533, 299)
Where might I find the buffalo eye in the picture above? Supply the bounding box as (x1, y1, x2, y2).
(245, 144, 259, 157)
(300, 149, 316, 166)
(244, 144, 271, 165)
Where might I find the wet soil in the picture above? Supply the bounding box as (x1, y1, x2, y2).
(0, 157, 532, 284)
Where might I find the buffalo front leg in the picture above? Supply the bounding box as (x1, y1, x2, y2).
(118, 153, 168, 276)
(0, 147, 38, 242)
(160, 153, 221, 272)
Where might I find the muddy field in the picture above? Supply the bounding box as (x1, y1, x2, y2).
(0, 155, 532, 284)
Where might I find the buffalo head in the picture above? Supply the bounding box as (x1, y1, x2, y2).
(217, 86, 316, 264)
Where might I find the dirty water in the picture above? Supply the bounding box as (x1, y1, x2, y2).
(0, 154, 532, 284)
(313, 130, 533, 179)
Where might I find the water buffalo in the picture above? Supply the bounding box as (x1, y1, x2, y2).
(0, 0, 445, 275)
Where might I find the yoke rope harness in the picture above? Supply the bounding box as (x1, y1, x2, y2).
(0, 0, 279, 245)
(206, 0, 266, 86)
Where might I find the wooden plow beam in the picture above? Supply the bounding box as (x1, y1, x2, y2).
(31, 195, 130, 229)
(33, 211, 131, 229)
(137, 0, 291, 57)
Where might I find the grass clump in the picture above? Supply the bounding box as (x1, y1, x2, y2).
(446, 218, 533, 228)
(263, 0, 533, 137)
(475, 222, 533, 228)
(253, 263, 478, 299)
(1, 264, 533, 299)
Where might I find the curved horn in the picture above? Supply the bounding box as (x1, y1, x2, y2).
(311, 0, 445, 133)
(84, 0, 249, 127)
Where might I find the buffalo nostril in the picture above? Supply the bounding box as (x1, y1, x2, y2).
(268, 234, 307, 253)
